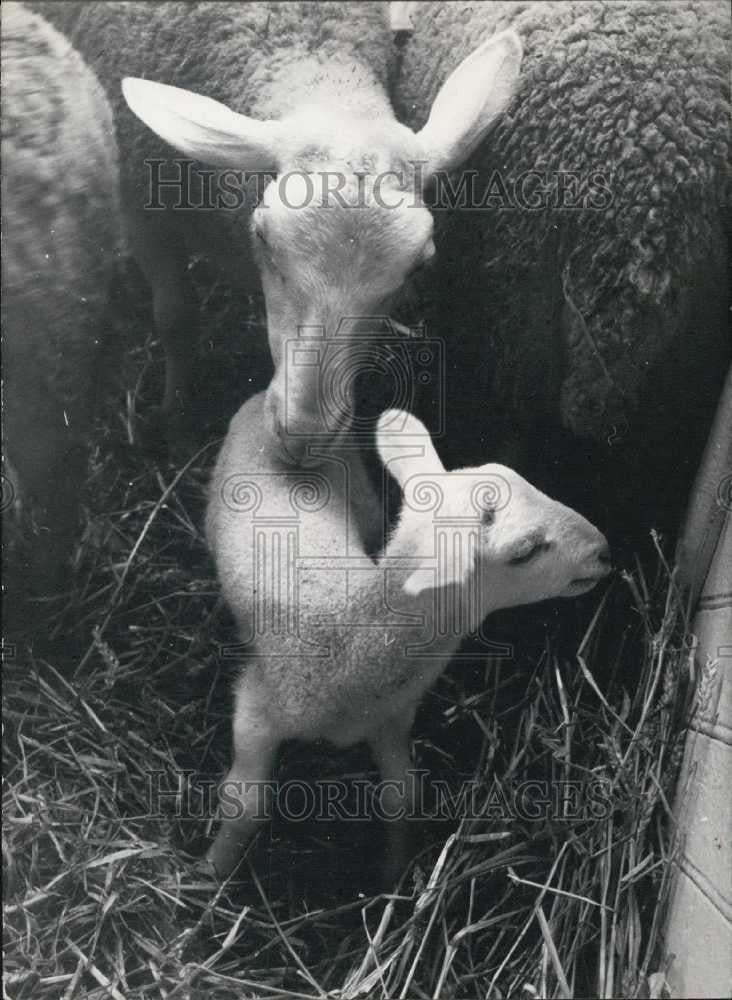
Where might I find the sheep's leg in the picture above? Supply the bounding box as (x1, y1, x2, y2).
(8, 431, 86, 597)
(131, 215, 200, 453)
(369, 712, 419, 887)
(150, 251, 200, 448)
(3, 305, 93, 596)
(207, 689, 279, 880)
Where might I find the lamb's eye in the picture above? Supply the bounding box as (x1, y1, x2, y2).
(508, 539, 552, 566)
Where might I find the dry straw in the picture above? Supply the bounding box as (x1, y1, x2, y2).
(3, 268, 690, 999)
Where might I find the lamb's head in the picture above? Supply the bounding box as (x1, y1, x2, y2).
(121, 30, 522, 458)
(377, 411, 611, 626)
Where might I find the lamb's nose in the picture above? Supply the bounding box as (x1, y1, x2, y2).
(598, 546, 611, 565)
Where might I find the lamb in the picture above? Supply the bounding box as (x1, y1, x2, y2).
(204, 393, 611, 879)
(394, 0, 731, 538)
(2, 2, 121, 591)
(32, 2, 523, 459)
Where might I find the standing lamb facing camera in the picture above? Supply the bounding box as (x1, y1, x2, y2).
(33, 2, 523, 458)
(2, 2, 121, 595)
(204, 396, 611, 881)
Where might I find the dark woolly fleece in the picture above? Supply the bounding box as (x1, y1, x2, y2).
(396, 1, 730, 446)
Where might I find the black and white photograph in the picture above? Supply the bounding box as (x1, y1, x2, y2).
(2, 1, 730, 996)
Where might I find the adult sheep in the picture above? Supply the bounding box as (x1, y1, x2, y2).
(2, 2, 122, 594)
(395, 0, 730, 545)
(31, 1, 524, 461)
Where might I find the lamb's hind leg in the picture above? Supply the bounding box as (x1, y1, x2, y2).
(369, 710, 419, 888)
(207, 682, 279, 880)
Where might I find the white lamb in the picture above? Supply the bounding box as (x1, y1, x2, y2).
(205, 394, 611, 880)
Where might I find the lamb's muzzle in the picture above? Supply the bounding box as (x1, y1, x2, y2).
(567, 539, 612, 593)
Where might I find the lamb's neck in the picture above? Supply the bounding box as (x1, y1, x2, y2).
(377, 565, 475, 662)
(380, 514, 433, 564)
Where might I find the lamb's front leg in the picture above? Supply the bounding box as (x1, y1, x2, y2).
(369, 710, 420, 888)
(207, 682, 279, 880)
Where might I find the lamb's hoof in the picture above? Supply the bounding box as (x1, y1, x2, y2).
(204, 842, 253, 886)
(170, 920, 211, 965)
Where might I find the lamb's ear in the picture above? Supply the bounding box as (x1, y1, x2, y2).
(417, 30, 522, 179)
(376, 409, 444, 489)
(122, 78, 282, 170)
